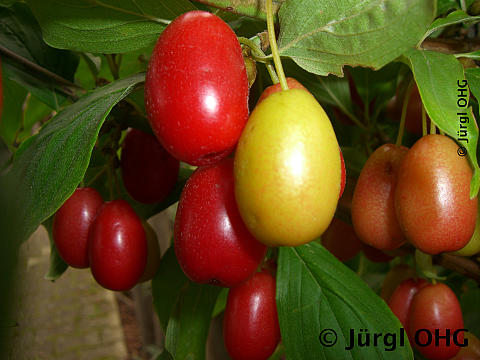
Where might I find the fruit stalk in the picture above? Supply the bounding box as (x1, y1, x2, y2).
(266, 0, 288, 91)
(238, 37, 279, 84)
(395, 79, 413, 146)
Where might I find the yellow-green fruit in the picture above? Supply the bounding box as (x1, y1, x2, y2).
(234, 88, 340, 247)
(452, 207, 480, 257)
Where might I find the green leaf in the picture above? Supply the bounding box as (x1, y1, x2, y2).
(165, 282, 220, 360)
(0, 136, 11, 170)
(436, 0, 476, 15)
(156, 350, 174, 360)
(0, 0, 18, 7)
(191, 0, 283, 21)
(349, 63, 402, 108)
(278, 0, 435, 76)
(455, 50, 480, 60)
(0, 70, 27, 150)
(277, 242, 413, 359)
(43, 216, 68, 281)
(282, 60, 352, 111)
(152, 247, 189, 331)
(419, 10, 480, 46)
(212, 287, 228, 317)
(341, 146, 368, 178)
(465, 68, 480, 101)
(0, 4, 79, 109)
(4, 73, 144, 244)
(437, 0, 459, 15)
(26, 0, 196, 54)
(404, 49, 480, 198)
(459, 279, 480, 337)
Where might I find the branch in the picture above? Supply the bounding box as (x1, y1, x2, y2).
(436, 253, 480, 284)
(420, 38, 480, 54)
(0, 44, 84, 98)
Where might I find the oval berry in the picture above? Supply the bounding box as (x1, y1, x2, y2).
(387, 278, 428, 330)
(408, 283, 465, 360)
(352, 144, 408, 250)
(53, 187, 103, 268)
(223, 271, 280, 360)
(174, 158, 267, 287)
(89, 200, 147, 291)
(145, 10, 249, 166)
(395, 135, 477, 254)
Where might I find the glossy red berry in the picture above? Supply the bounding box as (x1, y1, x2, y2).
(387, 278, 428, 331)
(121, 128, 179, 204)
(223, 270, 281, 360)
(89, 200, 147, 291)
(52, 187, 103, 268)
(408, 283, 465, 360)
(144, 10, 249, 166)
(174, 158, 267, 287)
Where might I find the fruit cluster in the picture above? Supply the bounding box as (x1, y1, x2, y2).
(53, 126, 178, 290)
(52, 8, 344, 359)
(50, 6, 480, 360)
(387, 276, 465, 359)
(142, 9, 343, 359)
(351, 134, 477, 256)
(53, 187, 161, 291)
(320, 82, 480, 359)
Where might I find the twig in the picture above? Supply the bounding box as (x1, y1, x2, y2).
(436, 253, 480, 284)
(0, 44, 83, 99)
(421, 38, 480, 54)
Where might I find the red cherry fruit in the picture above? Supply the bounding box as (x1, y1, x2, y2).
(174, 157, 267, 287)
(387, 278, 428, 330)
(395, 134, 477, 254)
(223, 270, 280, 360)
(409, 283, 465, 360)
(351, 144, 408, 250)
(121, 128, 179, 204)
(144, 11, 249, 166)
(321, 218, 362, 262)
(52, 187, 103, 268)
(89, 200, 147, 291)
(256, 78, 346, 199)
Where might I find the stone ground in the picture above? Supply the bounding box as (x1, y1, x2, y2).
(6, 226, 128, 360)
